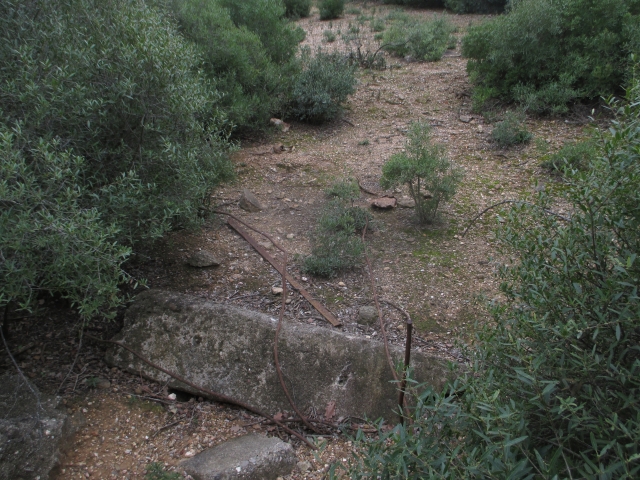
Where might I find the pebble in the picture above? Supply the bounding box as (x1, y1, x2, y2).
(286, 233, 294, 239)
(272, 287, 284, 295)
(338, 282, 345, 287)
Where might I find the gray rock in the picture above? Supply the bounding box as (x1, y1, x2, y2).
(106, 290, 449, 420)
(357, 306, 378, 326)
(0, 374, 75, 480)
(239, 189, 264, 212)
(459, 115, 473, 123)
(187, 250, 221, 268)
(397, 197, 416, 209)
(180, 434, 296, 480)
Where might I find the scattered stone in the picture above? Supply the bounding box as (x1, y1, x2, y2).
(397, 197, 416, 208)
(370, 196, 397, 209)
(357, 306, 378, 326)
(271, 287, 284, 295)
(187, 250, 221, 268)
(459, 115, 473, 123)
(181, 434, 296, 480)
(270, 118, 290, 133)
(297, 460, 312, 472)
(286, 233, 294, 239)
(239, 189, 264, 212)
(337, 282, 345, 287)
(106, 290, 449, 419)
(258, 241, 273, 250)
(0, 374, 76, 480)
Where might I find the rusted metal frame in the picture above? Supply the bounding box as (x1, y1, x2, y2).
(226, 217, 342, 327)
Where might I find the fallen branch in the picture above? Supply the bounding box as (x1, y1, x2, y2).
(462, 199, 569, 238)
(86, 335, 316, 449)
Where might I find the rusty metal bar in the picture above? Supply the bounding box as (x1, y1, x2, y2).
(226, 217, 342, 327)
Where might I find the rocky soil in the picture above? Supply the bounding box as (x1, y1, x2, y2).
(0, 4, 593, 479)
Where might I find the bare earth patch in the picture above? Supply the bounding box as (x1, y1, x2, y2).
(1, 4, 594, 480)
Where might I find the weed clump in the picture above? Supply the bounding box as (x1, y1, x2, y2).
(381, 122, 463, 224)
(303, 180, 371, 278)
(541, 138, 600, 173)
(491, 110, 533, 148)
(383, 16, 456, 62)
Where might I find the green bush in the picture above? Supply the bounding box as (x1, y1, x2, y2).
(170, 0, 305, 131)
(145, 463, 181, 480)
(463, 0, 640, 113)
(444, 0, 506, 13)
(381, 122, 463, 224)
(319, 0, 345, 20)
(343, 83, 640, 479)
(283, 0, 311, 18)
(0, 0, 233, 319)
(491, 110, 533, 147)
(290, 49, 357, 123)
(541, 138, 600, 172)
(383, 16, 456, 62)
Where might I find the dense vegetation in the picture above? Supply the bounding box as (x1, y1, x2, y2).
(343, 83, 640, 478)
(0, 0, 234, 320)
(0, 0, 358, 322)
(463, 0, 640, 113)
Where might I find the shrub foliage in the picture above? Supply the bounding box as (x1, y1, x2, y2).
(463, 0, 640, 113)
(319, 0, 345, 20)
(290, 49, 357, 123)
(170, 0, 305, 131)
(0, 0, 233, 319)
(343, 83, 640, 479)
(381, 122, 463, 224)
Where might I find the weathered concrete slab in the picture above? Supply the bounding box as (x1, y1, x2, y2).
(180, 434, 296, 480)
(0, 373, 75, 480)
(105, 290, 449, 420)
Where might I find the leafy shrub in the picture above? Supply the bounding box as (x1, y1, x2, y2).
(541, 138, 600, 172)
(383, 16, 456, 62)
(444, 0, 506, 13)
(491, 110, 533, 147)
(463, 0, 640, 113)
(323, 29, 337, 43)
(290, 49, 357, 123)
(319, 0, 345, 20)
(0, 0, 233, 319)
(302, 195, 371, 278)
(343, 82, 640, 480)
(171, 0, 305, 131)
(381, 122, 463, 224)
(283, 0, 311, 18)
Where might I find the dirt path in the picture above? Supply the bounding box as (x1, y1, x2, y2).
(1, 5, 589, 480)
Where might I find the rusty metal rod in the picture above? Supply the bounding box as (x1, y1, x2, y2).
(398, 319, 413, 422)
